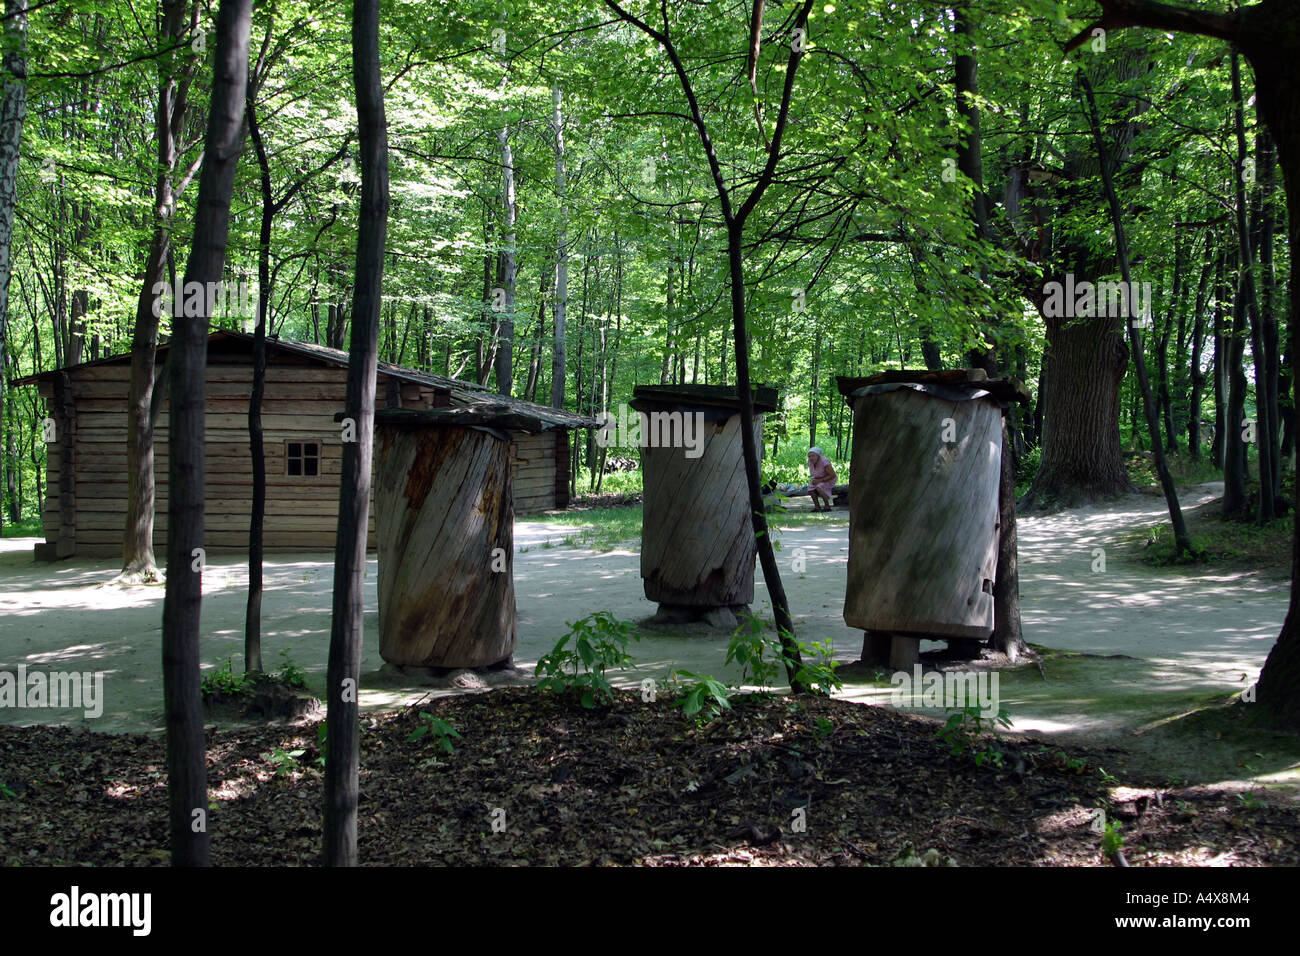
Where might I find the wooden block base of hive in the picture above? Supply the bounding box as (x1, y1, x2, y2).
(378, 658, 522, 689)
(649, 603, 750, 631)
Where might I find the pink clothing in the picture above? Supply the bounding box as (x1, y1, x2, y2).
(808, 453, 836, 497)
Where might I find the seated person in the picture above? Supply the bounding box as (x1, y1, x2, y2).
(807, 447, 837, 512)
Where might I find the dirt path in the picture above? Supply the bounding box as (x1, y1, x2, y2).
(1, 483, 1294, 792)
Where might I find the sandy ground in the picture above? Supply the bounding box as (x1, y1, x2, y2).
(1, 481, 1293, 789)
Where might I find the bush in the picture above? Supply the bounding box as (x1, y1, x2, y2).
(1015, 444, 1041, 498)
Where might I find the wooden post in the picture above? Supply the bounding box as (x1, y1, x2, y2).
(373, 408, 527, 669)
(991, 414, 1026, 661)
(632, 384, 777, 628)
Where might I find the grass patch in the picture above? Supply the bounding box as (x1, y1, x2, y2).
(0, 515, 42, 538)
(1124, 450, 1224, 491)
(1121, 497, 1291, 572)
(528, 502, 643, 551)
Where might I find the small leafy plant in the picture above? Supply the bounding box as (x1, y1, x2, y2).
(535, 612, 638, 708)
(812, 716, 834, 742)
(274, 649, 308, 690)
(787, 635, 842, 695)
(938, 705, 1013, 767)
(1236, 790, 1263, 810)
(724, 617, 842, 694)
(201, 659, 252, 697)
(407, 713, 462, 753)
(672, 670, 732, 720)
(1101, 818, 1125, 857)
(265, 746, 305, 778)
(725, 614, 782, 689)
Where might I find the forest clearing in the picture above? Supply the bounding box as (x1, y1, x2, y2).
(2, 482, 1298, 870)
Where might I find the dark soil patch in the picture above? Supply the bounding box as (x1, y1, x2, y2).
(1, 688, 1296, 866)
(202, 673, 323, 724)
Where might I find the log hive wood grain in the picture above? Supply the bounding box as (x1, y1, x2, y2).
(373, 410, 518, 668)
(842, 380, 1003, 648)
(632, 385, 777, 628)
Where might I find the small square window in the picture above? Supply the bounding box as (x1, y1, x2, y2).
(286, 441, 320, 477)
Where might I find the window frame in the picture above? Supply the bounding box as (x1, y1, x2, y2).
(284, 439, 322, 478)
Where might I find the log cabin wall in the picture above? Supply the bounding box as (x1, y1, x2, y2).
(28, 341, 576, 559)
(38, 355, 382, 556)
(35, 372, 78, 560)
(512, 431, 559, 515)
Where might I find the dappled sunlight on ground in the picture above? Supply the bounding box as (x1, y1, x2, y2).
(0, 481, 1291, 795)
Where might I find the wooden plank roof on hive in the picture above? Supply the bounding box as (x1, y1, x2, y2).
(630, 383, 780, 414)
(835, 368, 1030, 405)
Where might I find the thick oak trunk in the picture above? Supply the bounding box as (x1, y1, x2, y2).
(1022, 310, 1133, 508)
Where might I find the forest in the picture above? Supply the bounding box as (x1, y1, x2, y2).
(0, 0, 1298, 885)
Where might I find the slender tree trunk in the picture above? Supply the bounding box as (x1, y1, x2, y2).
(604, 0, 814, 689)
(1186, 251, 1213, 460)
(494, 125, 516, 396)
(1231, 54, 1272, 521)
(1224, 248, 1251, 515)
(0, 0, 27, 539)
(244, 95, 273, 676)
(122, 0, 196, 583)
(1156, 235, 1182, 452)
(162, 0, 252, 867)
(1212, 250, 1229, 469)
(1254, 128, 1283, 507)
(550, 84, 568, 410)
(323, 0, 388, 867)
(1082, 73, 1191, 556)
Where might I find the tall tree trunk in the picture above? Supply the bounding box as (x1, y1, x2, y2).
(244, 91, 273, 676)
(494, 125, 516, 396)
(0, 0, 27, 539)
(1185, 250, 1213, 459)
(121, 0, 196, 583)
(1231, 53, 1273, 521)
(1254, 127, 1283, 508)
(604, 0, 813, 690)
(162, 0, 252, 867)
(1223, 247, 1251, 515)
(324, 0, 388, 867)
(550, 84, 568, 410)
(1212, 250, 1228, 468)
(1156, 234, 1182, 452)
(1082, 72, 1192, 556)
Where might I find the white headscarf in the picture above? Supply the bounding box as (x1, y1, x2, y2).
(809, 446, 822, 457)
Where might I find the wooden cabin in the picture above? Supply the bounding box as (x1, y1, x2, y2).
(12, 330, 594, 560)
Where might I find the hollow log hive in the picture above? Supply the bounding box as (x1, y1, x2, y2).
(834, 369, 1029, 667)
(372, 406, 549, 668)
(631, 384, 778, 623)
